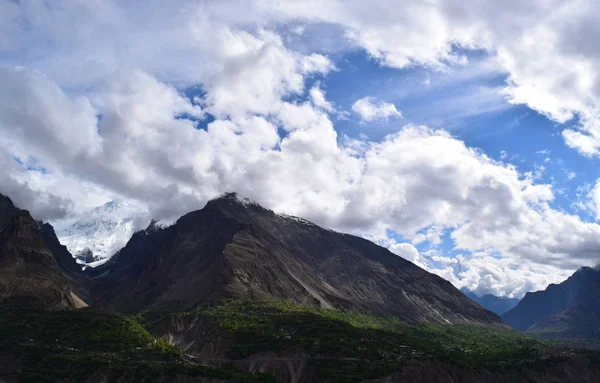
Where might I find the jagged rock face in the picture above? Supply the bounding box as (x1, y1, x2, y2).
(75, 247, 96, 263)
(39, 222, 83, 276)
(502, 266, 600, 338)
(0, 194, 82, 310)
(39, 222, 91, 303)
(93, 193, 500, 325)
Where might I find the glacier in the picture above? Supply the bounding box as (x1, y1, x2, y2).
(54, 200, 151, 264)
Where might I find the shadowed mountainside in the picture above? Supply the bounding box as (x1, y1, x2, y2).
(39, 221, 91, 303)
(502, 266, 600, 338)
(0, 193, 84, 310)
(462, 289, 520, 315)
(92, 193, 500, 325)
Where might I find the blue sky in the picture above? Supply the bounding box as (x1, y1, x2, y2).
(316, 48, 600, 269)
(326, 50, 598, 219)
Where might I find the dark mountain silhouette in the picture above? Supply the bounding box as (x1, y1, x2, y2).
(502, 266, 600, 338)
(461, 289, 520, 315)
(38, 221, 91, 303)
(0, 193, 85, 310)
(92, 193, 500, 325)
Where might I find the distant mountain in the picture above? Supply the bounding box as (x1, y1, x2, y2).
(0, 193, 85, 310)
(502, 266, 600, 339)
(55, 200, 150, 264)
(461, 289, 520, 315)
(92, 193, 500, 325)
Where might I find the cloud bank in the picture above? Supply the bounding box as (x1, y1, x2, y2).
(2, 0, 600, 297)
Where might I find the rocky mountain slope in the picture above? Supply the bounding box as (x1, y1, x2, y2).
(54, 200, 150, 264)
(502, 266, 600, 338)
(0, 193, 84, 310)
(92, 193, 500, 325)
(39, 221, 91, 303)
(462, 289, 520, 315)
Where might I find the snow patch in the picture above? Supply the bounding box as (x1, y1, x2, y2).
(278, 214, 315, 226)
(53, 200, 151, 263)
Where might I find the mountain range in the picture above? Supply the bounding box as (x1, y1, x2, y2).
(56, 195, 519, 318)
(461, 289, 520, 315)
(91, 193, 499, 324)
(502, 266, 600, 339)
(3, 191, 600, 382)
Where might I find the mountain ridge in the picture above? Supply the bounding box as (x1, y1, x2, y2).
(502, 266, 600, 338)
(461, 288, 520, 315)
(91, 193, 501, 325)
(0, 193, 85, 310)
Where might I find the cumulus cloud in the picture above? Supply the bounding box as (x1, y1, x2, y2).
(264, 0, 600, 156)
(2, 0, 600, 297)
(352, 97, 402, 122)
(0, 65, 595, 297)
(389, 242, 430, 270)
(4, 1, 600, 153)
(0, 151, 72, 220)
(309, 84, 335, 113)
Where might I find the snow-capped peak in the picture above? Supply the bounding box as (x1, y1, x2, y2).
(95, 200, 124, 212)
(54, 200, 151, 264)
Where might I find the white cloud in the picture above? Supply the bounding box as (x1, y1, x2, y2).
(591, 179, 600, 221)
(441, 253, 573, 299)
(389, 242, 430, 270)
(4, 1, 600, 153)
(2, 0, 600, 298)
(267, 0, 600, 156)
(352, 97, 402, 122)
(309, 83, 335, 112)
(2, 67, 594, 298)
(0, 150, 73, 220)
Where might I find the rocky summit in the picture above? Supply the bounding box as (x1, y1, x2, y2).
(91, 193, 500, 325)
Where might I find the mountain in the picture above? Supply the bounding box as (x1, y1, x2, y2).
(55, 200, 150, 264)
(5, 191, 600, 382)
(502, 266, 600, 338)
(92, 193, 500, 325)
(0, 193, 85, 310)
(461, 289, 520, 315)
(38, 221, 91, 303)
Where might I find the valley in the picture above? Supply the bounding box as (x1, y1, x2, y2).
(1, 192, 600, 382)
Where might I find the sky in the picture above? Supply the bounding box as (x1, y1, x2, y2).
(2, 0, 600, 298)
